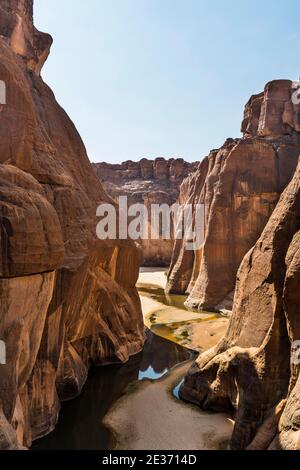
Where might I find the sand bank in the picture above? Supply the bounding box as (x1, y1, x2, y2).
(104, 360, 233, 450)
(138, 268, 229, 352)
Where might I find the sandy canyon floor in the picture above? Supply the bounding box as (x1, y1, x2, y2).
(103, 269, 233, 450)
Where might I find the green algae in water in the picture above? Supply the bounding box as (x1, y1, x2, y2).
(149, 313, 157, 324)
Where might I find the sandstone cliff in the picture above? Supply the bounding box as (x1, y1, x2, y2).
(94, 158, 198, 266)
(167, 80, 300, 312)
(0, 0, 144, 449)
(180, 156, 300, 450)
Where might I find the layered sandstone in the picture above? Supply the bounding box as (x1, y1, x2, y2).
(180, 158, 300, 449)
(94, 158, 198, 266)
(167, 80, 300, 311)
(0, 0, 144, 449)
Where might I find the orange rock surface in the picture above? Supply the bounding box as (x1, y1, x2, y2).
(0, 0, 144, 449)
(167, 80, 300, 311)
(94, 158, 198, 266)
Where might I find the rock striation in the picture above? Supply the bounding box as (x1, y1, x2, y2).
(180, 157, 300, 449)
(94, 158, 198, 266)
(167, 80, 300, 312)
(0, 0, 144, 449)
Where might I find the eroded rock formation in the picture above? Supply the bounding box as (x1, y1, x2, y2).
(167, 80, 300, 312)
(94, 158, 198, 266)
(180, 157, 300, 450)
(0, 0, 144, 449)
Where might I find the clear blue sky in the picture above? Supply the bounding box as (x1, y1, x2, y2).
(34, 0, 299, 164)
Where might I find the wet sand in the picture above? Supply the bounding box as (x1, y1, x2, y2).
(103, 268, 233, 450)
(104, 360, 233, 450)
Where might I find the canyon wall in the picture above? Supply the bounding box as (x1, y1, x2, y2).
(180, 157, 300, 449)
(167, 80, 300, 312)
(94, 159, 198, 266)
(172, 80, 300, 448)
(0, 0, 144, 449)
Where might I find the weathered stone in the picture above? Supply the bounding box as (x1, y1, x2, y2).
(94, 158, 198, 266)
(0, 0, 144, 449)
(0, 165, 64, 276)
(174, 79, 300, 449)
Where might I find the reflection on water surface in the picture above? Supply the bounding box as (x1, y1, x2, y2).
(32, 332, 196, 450)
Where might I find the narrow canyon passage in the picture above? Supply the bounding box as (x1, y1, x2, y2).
(32, 269, 232, 451)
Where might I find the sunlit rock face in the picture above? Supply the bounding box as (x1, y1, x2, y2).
(94, 158, 198, 266)
(167, 80, 300, 312)
(0, 0, 144, 449)
(168, 79, 300, 449)
(180, 160, 300, 450)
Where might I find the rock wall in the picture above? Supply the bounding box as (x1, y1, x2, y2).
(0, 0, 144, 449)
(94, 158, 198, 266)
(180, 157, 300, 449)
(167, 80, 300, 311)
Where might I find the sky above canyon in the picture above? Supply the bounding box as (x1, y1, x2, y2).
(35, 0, 299, 164)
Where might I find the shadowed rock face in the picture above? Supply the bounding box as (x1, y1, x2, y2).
(94, 159, 198, 266)
(180, 158, 300, 449)
(167, 80, 300, 312)
(0, 0, 144, 449)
